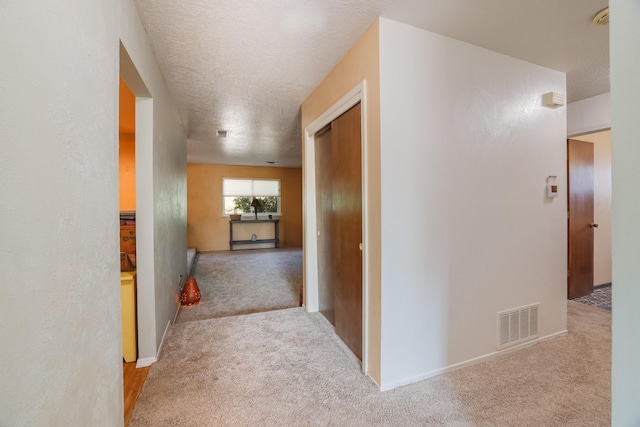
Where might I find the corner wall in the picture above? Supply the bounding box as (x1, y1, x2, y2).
(611, 0, 640, 423)
(378, 18, 567, 388)
(0, 1, 187, 424)
(187, 164, 302, 251)
(0, 1, 122, 425)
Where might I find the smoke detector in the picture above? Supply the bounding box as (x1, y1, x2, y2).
(593, 7, 609, 25)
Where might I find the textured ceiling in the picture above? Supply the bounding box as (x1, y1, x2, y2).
(132, 0, 609, 168)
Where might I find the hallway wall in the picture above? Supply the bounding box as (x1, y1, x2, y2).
(118, 0, 188, 362)
(0, 1, 122, 425)
(0, 0, 187, 425)
(611, 0, 640, 423)
(378, 18, 567, 389)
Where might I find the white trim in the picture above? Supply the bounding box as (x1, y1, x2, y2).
(173, 299, 181, 324)
(156, 319, 172, 360)
(379, 330, 568, 391)
(360, 85, 369, 376)
(303, 81, 369, 375)
(138, 320, 171, 369)
(134, 96, 155, 360)
(135, 357, 157, 368)
(173, 274, 183, 324)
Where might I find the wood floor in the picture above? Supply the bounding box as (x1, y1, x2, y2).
(123, 362, 150, 426)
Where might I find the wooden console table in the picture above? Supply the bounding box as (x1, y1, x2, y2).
(229, 219, 279, 251)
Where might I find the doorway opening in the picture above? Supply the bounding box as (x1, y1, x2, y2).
(567, 129, 612, 311)
(119, 41, 154, 424)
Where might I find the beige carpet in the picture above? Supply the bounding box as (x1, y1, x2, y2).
(176, 248, 302, 323)
(131, 301, 610, 426)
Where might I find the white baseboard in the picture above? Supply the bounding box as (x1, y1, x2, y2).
(157, 319, 172, 360)
(135, 320, 174, 368)
(379, 329, 568, 391)
(136, 357, 157, 368)
(173, 299, 181, 324)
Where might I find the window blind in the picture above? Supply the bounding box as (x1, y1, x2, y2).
(222, 179, 280, 197)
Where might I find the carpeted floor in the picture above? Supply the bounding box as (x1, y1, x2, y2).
(176, 248, 302, 323)
(131, 301, 611, 426)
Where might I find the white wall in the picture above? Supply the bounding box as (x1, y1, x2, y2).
(567, 92, 611, 137)
(611, 0, 640, 424)
(378, 18, 567, 389)
(572, 131, 612, 286)
(0, 1, 122, 425)
(0, 0, 186, 425)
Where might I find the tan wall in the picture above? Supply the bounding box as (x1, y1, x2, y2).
(300, 20, 381, 383)
(187, 164, 302, 251)
(119, 77, 136, 211)
(119, 133, 136, 211)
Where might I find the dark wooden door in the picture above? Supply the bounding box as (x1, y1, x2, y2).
(315, 124, 335, 325)
(331, 103, 363, 359)
(568, 139, 595, 299)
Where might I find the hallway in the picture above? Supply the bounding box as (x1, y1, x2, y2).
(129, 251, 611, 426)
(177, 248, 303, 323)
(130, 302, 610, 426)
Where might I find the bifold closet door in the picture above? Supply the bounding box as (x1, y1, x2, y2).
(331, 103, 362, 360)
(315, 125, 334, 325)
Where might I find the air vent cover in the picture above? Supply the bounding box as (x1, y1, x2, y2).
(497, 303, 539, 349)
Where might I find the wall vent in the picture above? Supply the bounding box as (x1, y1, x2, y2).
(497, 303, 539, 349)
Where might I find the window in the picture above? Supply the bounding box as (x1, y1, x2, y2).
(222, 178, 281, 216)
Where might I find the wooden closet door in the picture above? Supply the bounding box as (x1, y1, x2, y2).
(315, 125, 334, 325)
(331, 103, 363, 359)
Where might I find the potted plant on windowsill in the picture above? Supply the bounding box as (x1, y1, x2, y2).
(229, 208, 242, 221)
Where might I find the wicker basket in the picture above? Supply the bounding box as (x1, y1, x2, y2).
(229, 214, 242, 221)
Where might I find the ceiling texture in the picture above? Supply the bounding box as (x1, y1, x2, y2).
(132, 0, 609, 168)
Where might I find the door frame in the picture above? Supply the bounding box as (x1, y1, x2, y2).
(566, 129, 613, 300)
(303, 81, 369, 374)
(120, 43, 158, 367)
